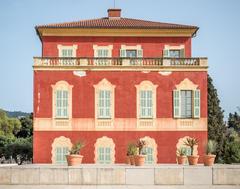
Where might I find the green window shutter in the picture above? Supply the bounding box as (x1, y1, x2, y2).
(120, 49, 126, 57)
(163, 49, 169, 58)
(173, 90, 180, 118)
(180, 48, 185, 58)
(137, 49, 143, 57)
(194, 89, 200, 118)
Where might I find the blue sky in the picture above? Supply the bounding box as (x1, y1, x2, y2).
(0, 0, 239, 117)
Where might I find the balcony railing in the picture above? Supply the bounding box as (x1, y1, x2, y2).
(33, 57, 208, 68)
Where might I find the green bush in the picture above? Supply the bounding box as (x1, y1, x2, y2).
(4, 137, 32, 165)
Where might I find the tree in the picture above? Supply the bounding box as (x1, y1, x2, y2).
(16, 113, 33, 138)
(228, 112, 240, 133)
(207, 75, 227, 162)
(4, 137, 32, 165)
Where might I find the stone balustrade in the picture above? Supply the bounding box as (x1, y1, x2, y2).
(0, 164, 239, 186)
(33, 57, 208, 70)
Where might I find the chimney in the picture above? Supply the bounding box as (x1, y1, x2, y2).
(108, 9, 121, 19)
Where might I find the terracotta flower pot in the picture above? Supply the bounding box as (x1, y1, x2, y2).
(126, 155, 131, 164)
(177, 156, 187, 165)
(187, 155, 199, 165)
(134, 155, 146, 166)
(203, 154, 216, 166)
(66, 154, 83, 166)
(129, 155, 135, 165)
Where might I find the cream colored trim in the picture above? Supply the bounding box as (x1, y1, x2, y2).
(34, 117, 207, 131)
(164, 45, 185, 50)
(57, 45, 78, 57)
(140, 136, 157, 164)
(51, 136, 72, 164)
(37, 28, 197, 37)
(51, 81, 73, 122)
(93, 45, 113, 57)
(176, 136, 198, 156)
(93, 78, 115, 128)
(121, 45, 142, 50)
(135, 81, 158, 129)
(94, 136, 115, 164)
(175, 78, 198, 90)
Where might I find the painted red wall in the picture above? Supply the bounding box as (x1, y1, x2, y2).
(33, 131, 207, 164)
(41, 36, 192, 58)
(34, 71, 207, 118)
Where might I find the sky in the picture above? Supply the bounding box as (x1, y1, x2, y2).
(0, 0, 239, 117)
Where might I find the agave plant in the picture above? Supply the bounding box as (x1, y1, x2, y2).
(177, 148, 187, 156)
(206, 140, 217, 155)
(69, 141, 85, 155)
(136, 139, 146, 155)
(183, 137, 198, 156)
(127, 143, 138, 156)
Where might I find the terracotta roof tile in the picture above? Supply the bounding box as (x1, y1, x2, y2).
(36, 17, 198, 29)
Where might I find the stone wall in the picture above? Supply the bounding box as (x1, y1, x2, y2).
(0, 164, 240, 186)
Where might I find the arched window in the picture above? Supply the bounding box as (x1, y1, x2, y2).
(51, 136, 72, 164)
(51, 81, 73, 119)
(94, 136, 115, 164)
(140, 136, 157, 164)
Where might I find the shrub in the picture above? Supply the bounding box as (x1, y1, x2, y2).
(184, 137, 198, 156)
(206, 140, 217, 155)
(127, 143, 137, 156)
(69, 141, 84, 155)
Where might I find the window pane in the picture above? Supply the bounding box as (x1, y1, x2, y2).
(169, 50, 180, 58)
(98, 90, 111, 118)
(181, 90, 192, 118)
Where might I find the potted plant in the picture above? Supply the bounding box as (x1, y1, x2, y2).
(127, 143, 138, 165)
(184, 137, 199, 165)
(177, 148, 187, 165)
(134, 139, 146, 166)
(66, 141, 85, 166)
(203, 140, 217, 166)
(126, 143, 138, 165)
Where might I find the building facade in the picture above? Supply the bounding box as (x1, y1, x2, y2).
(33, 9, 208, 164)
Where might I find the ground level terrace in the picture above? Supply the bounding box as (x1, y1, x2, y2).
(0, 164, 239, 188)
(33, 131, 207, 164)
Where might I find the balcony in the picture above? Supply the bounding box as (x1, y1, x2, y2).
(33, 57, 208, 70)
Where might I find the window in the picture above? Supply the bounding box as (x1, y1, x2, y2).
(52, 81, 73, 120)
(169, 50, 180, 58)
(51, 136, 72, 164)
(120, 45, 143, 65)
(173, 78, 200, 119)
(140, 90, 153, 118)
(57, 45, 77, 65)
(97, 147, 111, 164)
(126, 50, 137, 57)
(136, 81, 157, 121)
(56, 90, 68, 118)
(163, 45, 185, 58)
(180, 90, 192, 118)
(143, 147, 154, 164)
(94, 136, 115, 164)
(139, 136, 157, 164)
(98, 90, 111, 118)
(55, 147, 69, 164)
(93, 45, 113, 65)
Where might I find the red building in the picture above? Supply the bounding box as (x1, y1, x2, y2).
(33, 9, 208, 164)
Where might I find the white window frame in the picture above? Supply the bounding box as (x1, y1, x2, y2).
(94, 136, 115, 164)
(173, 78, 200, 119)
(120, 45, 143, 65)
(94, 79, 115, 129)
(93, 45, 113, 65)
(51, 136, 72, 164)
(163, 44, 185, 58)
(57, 45, 78, 57)
(51, 81, 73, 119)
(140, 136, 157, 164)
